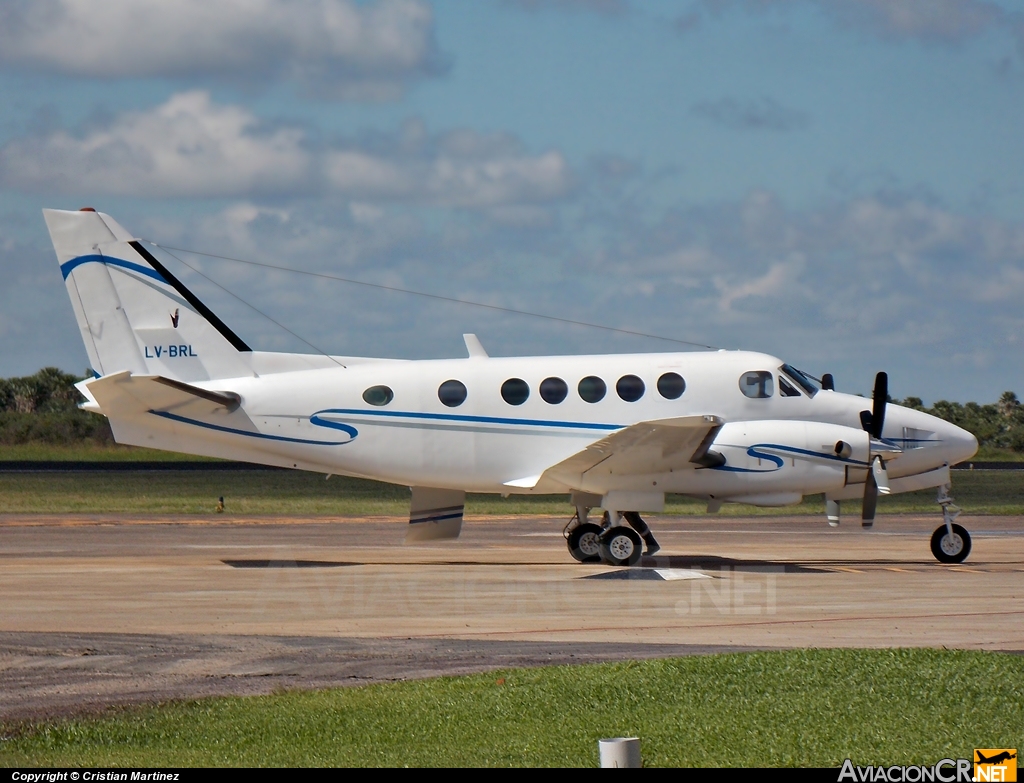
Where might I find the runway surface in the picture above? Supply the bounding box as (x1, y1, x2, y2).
(1, 513, 1022, 720)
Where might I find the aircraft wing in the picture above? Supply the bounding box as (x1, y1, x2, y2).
(531, 414, 725, 490)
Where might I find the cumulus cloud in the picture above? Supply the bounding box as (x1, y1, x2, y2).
(0, 94, 572, 209)
(689, 0, 1019, 48)
(691, 97, 810, 131)
(0, 91, 312, 198)
(567, 187, 1024, 372)
(0, 0, 445, 99)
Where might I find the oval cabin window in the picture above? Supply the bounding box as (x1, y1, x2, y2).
(616, 374, 645, 402)
(438, 379, 468, 407)
(578, 376, 607, 403)
(657, 372, 685, 399)
(540, 377, 568, 404)
(362, 385, 394, 406)
(501, 378, 530, 406)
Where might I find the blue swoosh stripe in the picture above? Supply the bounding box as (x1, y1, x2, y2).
(312, 407, 623, 431)
(61, 255, 166, 284)
(709, 442, 873, 472)
(753, 443, 870, 467)
(150, 410, 356, 445)
(308, 413, 359, 438)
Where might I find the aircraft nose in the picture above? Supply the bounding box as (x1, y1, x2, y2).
(939, 420, 978, 465)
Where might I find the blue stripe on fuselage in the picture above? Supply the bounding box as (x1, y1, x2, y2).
(150, 410, 356, 445)
(310, 407, 623, 431)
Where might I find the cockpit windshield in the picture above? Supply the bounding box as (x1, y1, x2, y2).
(780, 364, 819, 397)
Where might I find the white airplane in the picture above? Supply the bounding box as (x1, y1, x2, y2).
(44, 207, 980, 566)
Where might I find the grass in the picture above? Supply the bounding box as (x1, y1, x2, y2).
(0, 442, 221, 461)
(0, 468, 1021, 516)
(1, 649, 1021, 767)
(974, 446, 1024, 462)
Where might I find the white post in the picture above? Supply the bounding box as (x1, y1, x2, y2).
(599, 737, 642, 768)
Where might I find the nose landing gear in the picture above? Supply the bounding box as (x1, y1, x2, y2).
(930, 483, 971, 564)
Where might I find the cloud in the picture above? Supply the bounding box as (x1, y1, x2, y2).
(0, 0, 445, 99)
(0, 95, 573, 207)
(0, 91, 312, 198)
(821, 0, 1005, 44)
(690, 97, 810, 131)
(689, 0, 1019, 48)
(569, 188, 1024, 367)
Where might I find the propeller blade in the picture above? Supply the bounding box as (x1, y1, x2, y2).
(871, 371, 888, 438)
(862, 469, 878, 527)
(872, 455, 891, 495)
(821, 373, 835, 391)
(859, 410, 873, 432)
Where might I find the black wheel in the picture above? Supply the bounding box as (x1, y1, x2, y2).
(599, 526, 643, 567)
(567, 523, 603, 563)
(930, 523, 972, 564)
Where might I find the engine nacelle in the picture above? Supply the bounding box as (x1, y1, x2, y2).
(710, 419, 872, 498)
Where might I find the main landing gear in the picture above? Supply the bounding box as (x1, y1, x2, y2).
(564, 507, 660, 567)
(930, 483, 971, 564)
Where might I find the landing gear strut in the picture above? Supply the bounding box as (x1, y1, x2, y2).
(564, 506, 658, 566)
(930, 483, 971, 564)
(564, 506, 602, 563)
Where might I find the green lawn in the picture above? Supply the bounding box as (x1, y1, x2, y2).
(2, 649, 1020, 767)
(0, 468, 1021, 516)
(0, 442, 222, 461)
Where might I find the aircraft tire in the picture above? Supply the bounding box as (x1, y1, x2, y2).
(599, 526, 643, 567)
(567, 523, 603, 563)
(930, 523, 971, 564)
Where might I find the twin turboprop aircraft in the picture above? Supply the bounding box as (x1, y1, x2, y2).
(45, 208, 979, 566)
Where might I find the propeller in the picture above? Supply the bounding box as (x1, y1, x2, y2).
(861, 372, 891, 527)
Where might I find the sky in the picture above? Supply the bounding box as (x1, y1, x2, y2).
(1, 0, 1023, 403)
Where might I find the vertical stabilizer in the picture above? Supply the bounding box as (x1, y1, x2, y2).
(43, 208, 252, 381)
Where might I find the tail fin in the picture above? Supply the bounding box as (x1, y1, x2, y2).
(43, 208, 252, 381)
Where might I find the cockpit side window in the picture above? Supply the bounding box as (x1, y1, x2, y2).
(780, 364, 819, 397)
(739, 371, 774, 399)
(779, 376, 801, 397)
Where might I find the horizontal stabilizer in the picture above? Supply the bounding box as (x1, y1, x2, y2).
(81, 371, 256, 432)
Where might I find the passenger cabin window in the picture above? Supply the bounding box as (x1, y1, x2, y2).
(578, 376, 607, 403)
(740, 371, 774, 399)
(362, 385, 394, 406)
(438, 379, 467, 407)
(657, 372, 685, 399)
(501, 378, 530, 406)
(540, 377, 568, 404)
(616, 375, 645, 402)
(779, 376, 801, 397)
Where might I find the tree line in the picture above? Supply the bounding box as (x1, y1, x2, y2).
(1, 368, 1022, 453)
(0, 368, 113, 444)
